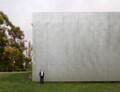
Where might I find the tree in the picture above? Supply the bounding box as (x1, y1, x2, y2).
(0, 16, 4, 25)
(0, 14, 8, 71)
(25, 41, 32, 71)
(0, 11, 27, 72)
(27, 41, 32, 57)
(4, 46, 14, 71)
(25, 57, 31, 70)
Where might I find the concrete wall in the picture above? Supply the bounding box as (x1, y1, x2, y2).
(32, 12, 120, 82)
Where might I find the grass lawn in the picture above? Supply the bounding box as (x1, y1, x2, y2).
(0, 72, 120, 92)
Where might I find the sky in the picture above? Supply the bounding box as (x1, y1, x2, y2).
(0, 0, 120, 43)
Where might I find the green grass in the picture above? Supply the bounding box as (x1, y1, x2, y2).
(0, 72, 120, 92)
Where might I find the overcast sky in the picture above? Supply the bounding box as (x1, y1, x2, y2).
(0, 0, 120, 43)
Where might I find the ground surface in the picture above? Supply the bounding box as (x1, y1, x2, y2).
(0, 72, 120, 92)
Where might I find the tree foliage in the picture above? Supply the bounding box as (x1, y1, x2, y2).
(0, 11, 30, 72)
(0, 16, 4, 24)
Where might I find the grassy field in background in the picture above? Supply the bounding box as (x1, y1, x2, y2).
(0, 72, 120, 92)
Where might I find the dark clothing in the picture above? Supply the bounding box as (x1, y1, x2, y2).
(39, 71, 45, 84)
(40, 76, 44, 84)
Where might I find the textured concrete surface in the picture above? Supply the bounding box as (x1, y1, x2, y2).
(32, 12, 120, 81)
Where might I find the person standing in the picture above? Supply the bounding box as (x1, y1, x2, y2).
(39, 68, 45, 84)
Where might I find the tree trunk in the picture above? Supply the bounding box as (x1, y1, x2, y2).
(6, 64, 8, 72)
(12, 63, 14, 72)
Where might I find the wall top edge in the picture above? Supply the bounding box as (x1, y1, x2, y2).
(32, 12, 120, 14)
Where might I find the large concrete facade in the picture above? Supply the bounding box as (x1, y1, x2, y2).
(32, 12, 120, 82)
